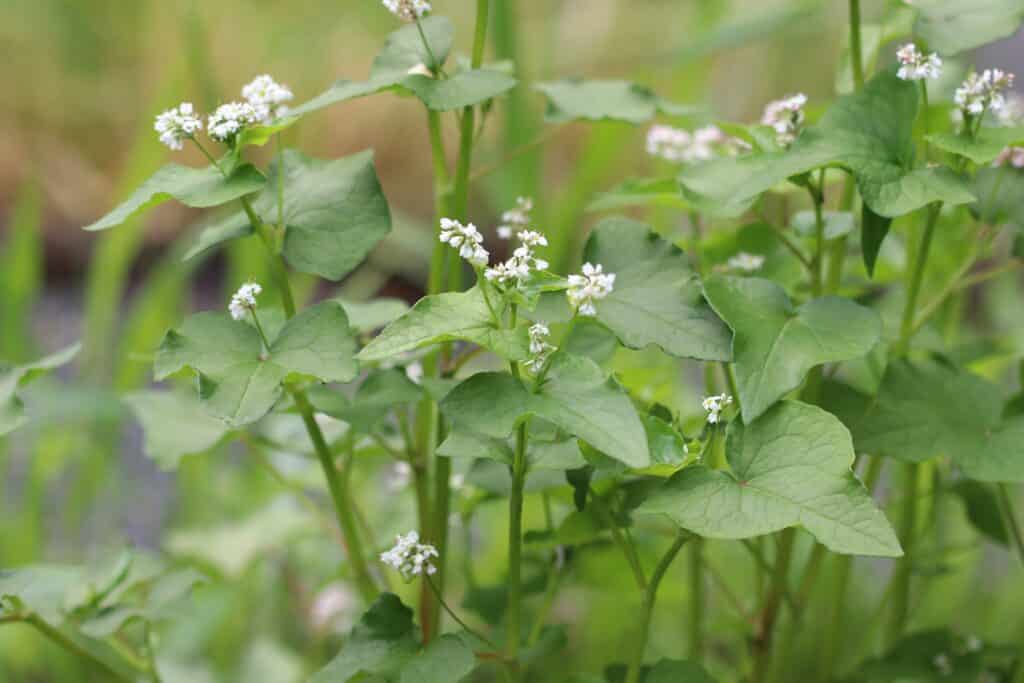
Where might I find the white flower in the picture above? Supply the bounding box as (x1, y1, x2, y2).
(208, 101, 262, 142)
(965, 635, 982, 652)
(932, 653, 953, 676)
(994, 146, 1024, 168)
(382, 0, 431, 21)
(405, 362, 424, 384)
(727, 252, 765, 272)
(484, 229, 549, 286)
(154, 103, 203, 151)
(380, 531, 439, 580)
(525, 322, 556, 374)
(702, 394, 733, 424)
(406, 63, 434, 78)
(241, 74, 294, 123)
(497, 197, 534, 239)
(385, 461, 412, 492)
(646, 124, 740, 163)
(895, 43, 942, 81)
(449, 473, 466, 490)
(955, 69, 1016, 117)
(995, 92, 1024, 126)
(761, 94, 807, 146)
(567, 263, 615, 317)
(229, 282, 262, 321)
(439, 218, 489, 267)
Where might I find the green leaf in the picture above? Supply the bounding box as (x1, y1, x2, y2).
(308, 593, 418, 683)
(155, 302, 357, 426)
(842, 629, 989, 682)
(792, 210, 855, 240)
(587, 177, 692, 212)
(0, 565, 84, 623)
(358, 286, 529, 363)
(951, 480, 1009, 546)
(336, 297, 410, 333)
(582, 217, 732, 361)
(402, 69, 517, 112)
(703, 275, 880, 423)
(398, 634, 476, 683)
(440, 353, 650, 468)
(270, 301, 358, 382)
(928, 127, 1024, 165)
(83, 164, 265, 232)
(124, 390, 229, 469)
(188, 150, 391, 281)
(311, 369, 422, 433)
(642, 414, 690, 468)
(535, 80, 694, 124)
(830, 359, 1024, 482)
(0, 343, 80, 436)
(679, 71, 975, 218)
(647, 660, 718, 683)
(972, 167, 1024, 230)
(913, 0, 1024, 56)
(860, 204, 892, 276)
(638, 401, 902, 557)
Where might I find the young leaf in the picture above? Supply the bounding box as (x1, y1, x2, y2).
(124, 390, 229, 469)
(637, 401, 902, 557)
(358, 286, 529, 363)
(679, 71, 975, 218)
(402, 69, 517, 112)
(270, 301, 358, 382)
(398, 634, 477, 683)
(844, 629, 990, 681)
(927, 127, 1024, 165)
(829, 359, 1024, 483)
(310, 369, 423, 433)
(913, 0, 1024, 56)
(535, 80, 694, 124)
(582, 217, 732, 361)
(0, 564, 85, 623)
(703, 275, 881, 423)
(188, 150, 391, 281)
(440, 353, 650, 468)
(972, 166, 1024, 230)
(586, 177, 693, 212)
(83, 164, 265, 232)
(860, 204, 892, 276)
(0, 343, 80, 436)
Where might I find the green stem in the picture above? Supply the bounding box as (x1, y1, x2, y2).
(810, 174, 826, 296)
(23, 615, 134, 681)
(751, 529, 796, 683)
(848, 0, 864, 90)
(624, 531, 692, 683)
(414, 18, 440, 72)
(505, 418, 529, 680)
(291, 391, 378, 603)
(425, 575, 496, 648)
(996, 484, 1024, 568)
(688, 538, 705, 658)
(426, 109, 450, 299)
(887, 461, 920, 644)
(590, 488, 646, 590)
(895, 202, 942, 355)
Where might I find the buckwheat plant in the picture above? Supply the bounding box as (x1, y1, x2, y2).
(5, 1, 1024, 682)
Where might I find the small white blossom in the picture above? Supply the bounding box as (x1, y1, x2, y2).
(566, 263, 615, 317)
(727, 252, 765, 272)
(995, 93, 1024, 126)
(241, 74, 294, 123)
(154, 103, 203, 151)
(449, 473, 466, 490)
(525, 322, 556, 374)
(994, 146, 1024, 168)
(405, 362, 424, 384)
(439, 218, 489, 267)
(497, 197, 533, 240)
(896, 44, 942, 81)
(485, 229, 549, 286)
(965, 635, 983, 653)
(382, 0, 431, 21)
(385, 461, 412, 492)
(761, 94, 807, 147)
(208, 101, 262, 142)
(702, 394, 733, 424)
(229, 282, 262, 321)
(932, 653, 953, 676)
(646, 124, 740, 163)
(380, 531, 439, 580)
(406, 63, 434, 78)
(955, 69, 1016, 117)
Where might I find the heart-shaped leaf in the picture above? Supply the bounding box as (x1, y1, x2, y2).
(703, 275, 880, 422)
(582, 217, 732, 362)
(124, 390, 230, 469)
(927, 127, 1024, 165)
(84, 164, 265, 232)
(535, 80, 695, 124)
(913, 0, 1024, 56)
(638, 401, 902, 557)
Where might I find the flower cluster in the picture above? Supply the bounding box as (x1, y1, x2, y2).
(229, 282, 262, 321)
(646, 124, 742, 163)
(567, 263, 615, 317)
(955, 69, 1016, 117)
(995, 92, 1024, 126)
(727, 252, 765, 273)
(382, 0, 431, 21)
(702, 394, 733, 424)
(485, 229, 549, 286)
(154, 103, 203, 151)
(208, 102, 262, 143)
(497, 197, 533, 240)
(242, 74, 294, 123)
(525, 322, 556, 374)
(380, 531, 439, 580)
(995, 146, 1024, 168)
(895, 43, 942, 81)
(439, 218, 489, 267)
(761, 94, 807, 146)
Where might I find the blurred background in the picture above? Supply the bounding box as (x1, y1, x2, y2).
(2, 0, 1023, 681)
